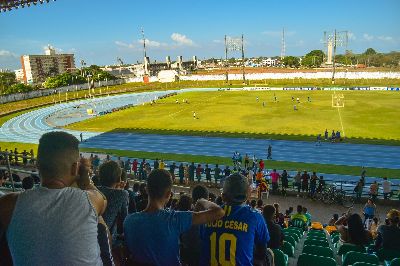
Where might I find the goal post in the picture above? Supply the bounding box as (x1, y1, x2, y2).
(332, 93, 345, 108)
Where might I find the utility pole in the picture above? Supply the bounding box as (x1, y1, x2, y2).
(225, 35, 228, 84)
(281, 28, 286, 61)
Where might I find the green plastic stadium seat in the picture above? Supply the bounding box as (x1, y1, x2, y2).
(285, 235, 296, 248)
(331, 234, 340, 243)
(343, 251, 379, 266)
(337, 243, 366, 256)
(283, 231, 299, 242)
(353, 263, 380, 266)
(290, 218, 306, 230)
(281, 241, 295, 257)
(306, 235, 327, 241)
(304, 239, 329, 248)
(376, 248, 400, 261)
(297, 253, 336, 266)
(303, 244, 334, 258)
(285, 227, 303, 237)
(390, 258, 400, 266)
(273, 248, 288, 266)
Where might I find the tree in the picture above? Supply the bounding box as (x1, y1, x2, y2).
(364, 48, 377, 55)
(3, 83, 34, 94)
(0, 72, 17, 94)
(302, 50, 325, 68)
(282, 56, 300, 68)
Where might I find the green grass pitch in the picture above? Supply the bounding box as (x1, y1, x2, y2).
(67, 90, 400, 142)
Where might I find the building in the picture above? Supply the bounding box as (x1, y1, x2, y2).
(157, 70, 179, 83)
(14, 69, 24, 83)
(20, 45, 75, 85)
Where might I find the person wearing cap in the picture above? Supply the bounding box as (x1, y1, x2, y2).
(374, 209, 400, 251)
(200, 173, 270, 265)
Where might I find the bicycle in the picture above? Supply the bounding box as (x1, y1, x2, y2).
(321, 185, 355, 208)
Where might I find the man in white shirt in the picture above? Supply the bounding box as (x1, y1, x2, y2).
(382, 177, 392, 200)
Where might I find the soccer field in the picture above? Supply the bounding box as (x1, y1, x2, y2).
(67, 90, 400, 142)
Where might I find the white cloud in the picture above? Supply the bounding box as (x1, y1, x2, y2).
(115, 41, 135, 49)
(138, 39, 168, 48)
(363, 33, 374, 41)
(213, 39, 223, 44)
(0, 50, 17, 57)
(171, 33, 195, 46)
(377, 35, 393, 41)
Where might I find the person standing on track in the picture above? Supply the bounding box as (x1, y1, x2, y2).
(267, 145, 272, 160)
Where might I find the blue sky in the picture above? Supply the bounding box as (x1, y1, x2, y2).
(1, 0, 399, 70)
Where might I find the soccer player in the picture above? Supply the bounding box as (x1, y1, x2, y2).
(124, 169, 224, 265)
(205, 164, 212, 185)
(214, 164, 221, 187)
(324, 129, 328, 141)
(193, 111, 196, 119)
(200, 173, 270, 265)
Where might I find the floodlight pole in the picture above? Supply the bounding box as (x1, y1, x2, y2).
(225, 35, 228, 84)
(241, 34, 246, 84)
(332, 29, 337, 84)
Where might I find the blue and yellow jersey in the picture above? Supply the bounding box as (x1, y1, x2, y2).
(200, 204, 270, 266)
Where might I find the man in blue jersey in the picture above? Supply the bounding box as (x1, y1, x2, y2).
(200, 173, 270, 266)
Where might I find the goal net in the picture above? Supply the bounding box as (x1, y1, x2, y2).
(332, 93, 345, 108)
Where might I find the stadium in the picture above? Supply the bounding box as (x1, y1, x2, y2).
(0, 1, 400, 266)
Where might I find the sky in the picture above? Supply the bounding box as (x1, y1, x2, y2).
(0, 0, 399, 70)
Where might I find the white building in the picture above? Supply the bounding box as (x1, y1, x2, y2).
(158, 70, 179, 83)
(14, 69, 25, 83)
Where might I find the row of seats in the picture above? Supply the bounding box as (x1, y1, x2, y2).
(272, 225, 400, 266)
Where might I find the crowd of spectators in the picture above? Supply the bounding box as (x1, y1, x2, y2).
(0, 132, 399, 265)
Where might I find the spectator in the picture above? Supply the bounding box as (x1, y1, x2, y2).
(263, 205, 284, 249)
(124, 158, 131, 173)
(259, 159, 265, 170)
(309, 172, 318, 198)
(177, 195, 193, 211)
(169, 162, 177, 183)
(131, 159, 138, 176)
(92, 155, 100, 173)
(328, 214, 339, 226)
(382, 177, 392, 200)
(375, 209, 400, 251)
(196, 164, 203, 182)
(301, 170, 310, 195)
(317, 175, 325, 193)
(124, 169, 224, 265)
(303, 207, 312, 226)
(270, 169, 280, 194)
(136, 183, 148, 212)
(250, 199, 258, 211)
(370, 181, 378, 201)
(204, 164, 212, 185)
(22, 176, 34, 190)
(159, 159, 165, 170)
(98, 161, 129, 244)
(178, 163, 184, 184)
(153, 158, 159, 169)
(256, 199, 264, 212)
(294, 171, 301, 196)
(274, 203, 286, 228)
(200, 173, 271, 265)
(116, 156, 124, 169)
(281, 170, 289, 195)
(213, 164, 221, 187)
(354, 179, 364, 202)
(0, 132, 106, 265)
(0, 171, 6, 198)
(363, 198, 376, 224)
(189, 162, 195, 182)
(121, 171, 137, 214)
(290, 205, 307, 230)
(335, 213, 373, 246)
(369, 217, 379, 239)
(180, 185, 210, 266)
